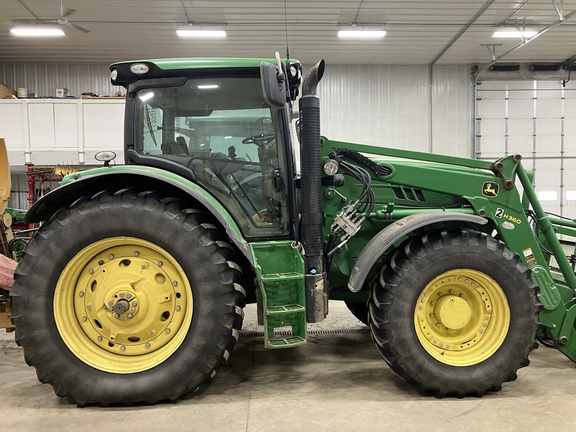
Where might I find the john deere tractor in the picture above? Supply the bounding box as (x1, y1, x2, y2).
(10, 54, 576, 405)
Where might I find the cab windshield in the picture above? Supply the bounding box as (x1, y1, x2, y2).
(133, 76, 290, 238)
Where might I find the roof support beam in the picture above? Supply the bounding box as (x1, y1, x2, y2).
(475, 8, 576, 75)
(430, 0, 496, 66)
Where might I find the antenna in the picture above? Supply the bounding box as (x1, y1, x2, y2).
(284, 0, 290, 61)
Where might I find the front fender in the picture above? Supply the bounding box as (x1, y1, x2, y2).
(347, 212, 488, 293)
(25, 165, 252, 263)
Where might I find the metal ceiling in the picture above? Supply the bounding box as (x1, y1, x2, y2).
(1, 0, 576, 66)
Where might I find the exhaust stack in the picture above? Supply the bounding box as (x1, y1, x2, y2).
(299, 60, 327, 323)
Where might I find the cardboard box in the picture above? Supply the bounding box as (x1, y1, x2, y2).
(56, 88, 68, 98)
(0, 83, 15, 99)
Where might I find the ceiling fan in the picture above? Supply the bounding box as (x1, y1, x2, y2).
(51, 0, 90, 33)
(16, 0, 91, 33)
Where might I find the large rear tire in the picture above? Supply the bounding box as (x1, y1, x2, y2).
(10, 189, 246, 405)
(368, 229, 540, 397)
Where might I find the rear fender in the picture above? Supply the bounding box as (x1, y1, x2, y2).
(347, 212, 488, 293)
(24, 166, 252, 263)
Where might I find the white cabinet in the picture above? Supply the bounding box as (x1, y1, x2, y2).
(0, 98, 125, 168)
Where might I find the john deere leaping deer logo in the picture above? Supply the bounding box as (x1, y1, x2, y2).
(482, 181, 499, 198)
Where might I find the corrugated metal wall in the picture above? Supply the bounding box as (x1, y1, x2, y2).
(432, 65, 473, 157)
(2, 62, 473, 209)
(9, 174, 29, 210)
(1, 63, 123, 98)
(319, 64, 471, 156)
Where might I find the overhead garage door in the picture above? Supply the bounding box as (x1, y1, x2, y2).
(475, 79, 576, 219)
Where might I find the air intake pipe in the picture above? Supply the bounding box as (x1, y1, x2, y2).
(299, 59, 327, 323)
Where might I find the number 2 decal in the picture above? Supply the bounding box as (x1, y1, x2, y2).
(495, 208, 504, 218)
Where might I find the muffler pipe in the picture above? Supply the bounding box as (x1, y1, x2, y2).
(299, 60, 327, 323)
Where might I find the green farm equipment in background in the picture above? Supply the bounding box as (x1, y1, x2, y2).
(9, 54, 576, 405)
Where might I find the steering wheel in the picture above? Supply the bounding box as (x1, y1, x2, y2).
(242, 134, 275, 147)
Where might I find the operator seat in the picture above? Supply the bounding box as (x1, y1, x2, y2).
(161, 137, 189, 155)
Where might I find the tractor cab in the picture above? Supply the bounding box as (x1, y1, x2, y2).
(109, 59, 302, 240)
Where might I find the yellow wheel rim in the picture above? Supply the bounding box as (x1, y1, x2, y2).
(54, 237, 193, 374)
(414, 269, 510, 366)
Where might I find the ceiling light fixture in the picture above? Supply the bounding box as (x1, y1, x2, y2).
(492, 27, 537, 38)
(10, 25, 65, 37)
(338, 24, 386, 39)
(177, 23, 226, 38)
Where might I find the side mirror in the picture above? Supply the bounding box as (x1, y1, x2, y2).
(260, 61, 287, 108)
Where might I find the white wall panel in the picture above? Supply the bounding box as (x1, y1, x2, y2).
(54, 103, 80, 149)
(0, 101, 26, 154)
(1, 63, 123, 98)
(28, 104, 56, 151)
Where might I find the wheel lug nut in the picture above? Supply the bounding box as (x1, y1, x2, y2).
(97, 336, 103, 341)
(109, 254, 114, 259)
(141, 264, 146, 269)
(149, 331, 155, 336)
(172, 281, 178, 287)
(98, 260, 104, 265)
(86, 305, 91, 310)
(145, 343, 150, 348)
(127, 313, 133, 319)
(134, 251, 140, 256)
(126, 293, 132, 299)
(120, 346, 126, 351)
(114, 313, 119, 319)
(82, 316, 87, 322)
(89, 269, 94, 274)
(132, 301, 138, 307)
(165, 328, 170, 334)
(79, 291, 85, 297)
(176, 306, 181, 311)
(119, 292, 125, 298)
(158, 261, 163, 267)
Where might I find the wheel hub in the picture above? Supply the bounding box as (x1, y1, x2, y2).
(109, 292, 139, 319)
(435, 295, 471, 330)
(414, 269, 510, 366)
(55, 237, 193, 374)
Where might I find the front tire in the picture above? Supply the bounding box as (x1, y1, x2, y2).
(368, 229, 540, 397)
(11, 189, 246, 405)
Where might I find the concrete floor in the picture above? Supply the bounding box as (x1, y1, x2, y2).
(1, 301, 575, 432)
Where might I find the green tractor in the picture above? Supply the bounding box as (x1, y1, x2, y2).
(10, 54, 576, 405)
